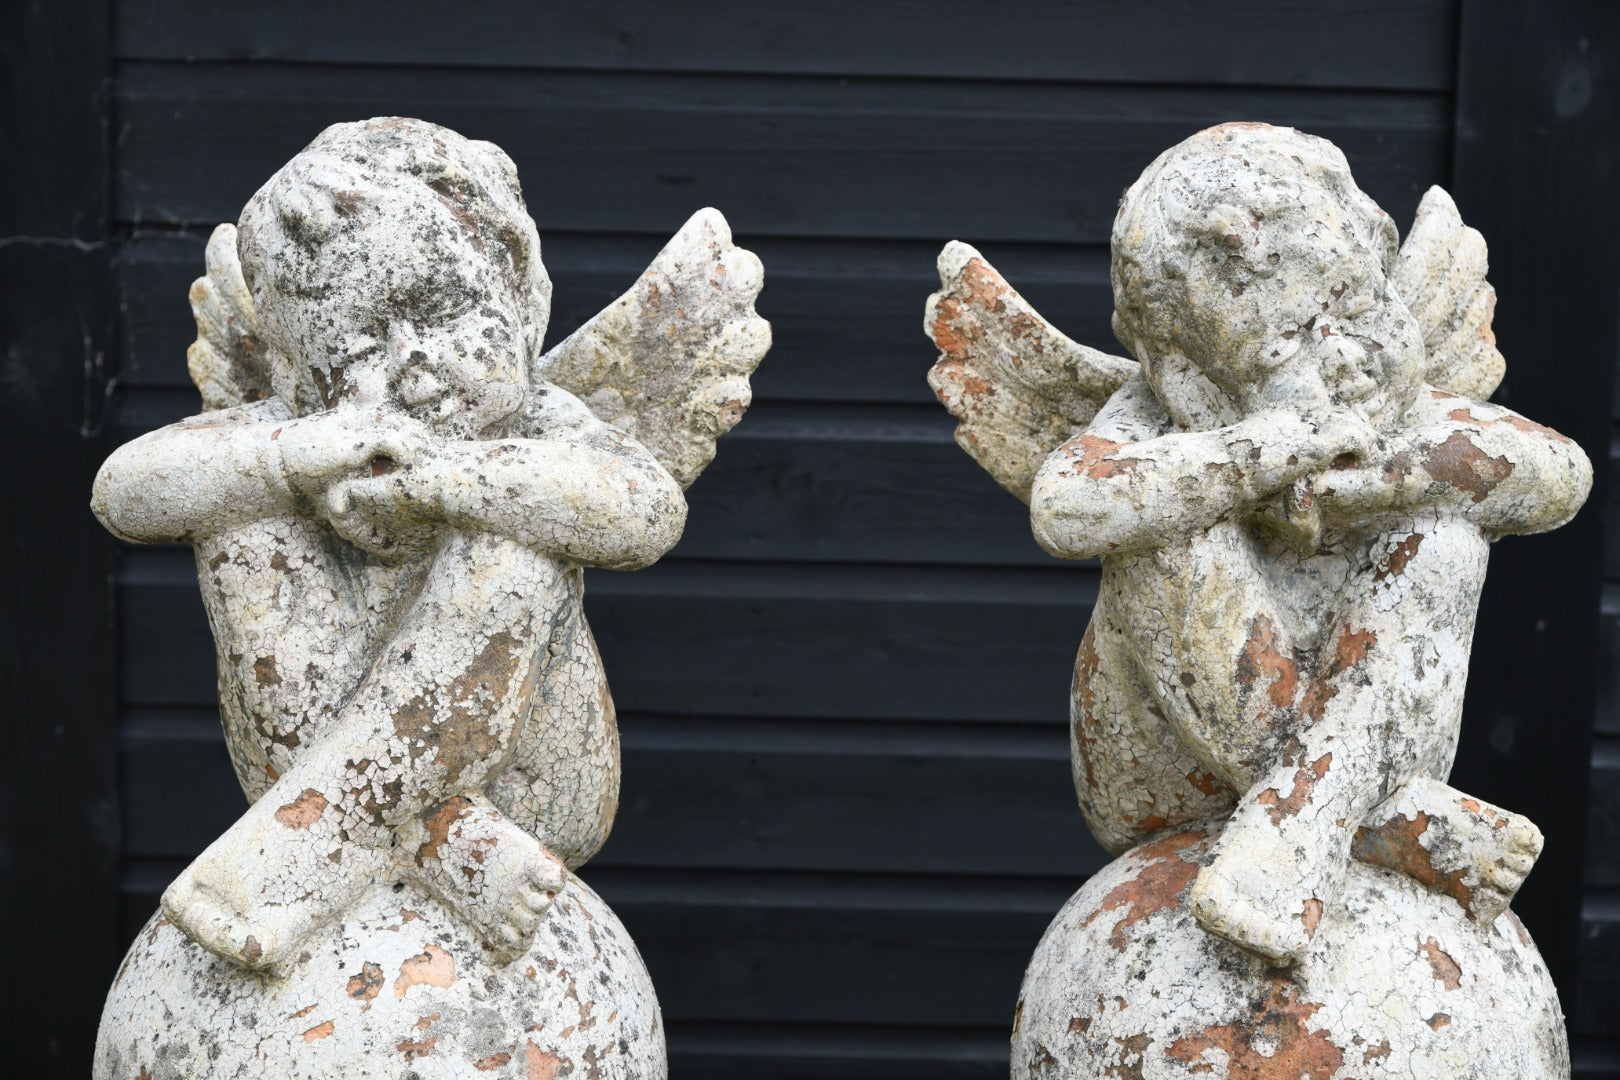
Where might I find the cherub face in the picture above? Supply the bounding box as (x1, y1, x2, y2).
(1114, 125, 1427, 432)
(256, 197, 532, 439)
(1226, 218, 1424, 430)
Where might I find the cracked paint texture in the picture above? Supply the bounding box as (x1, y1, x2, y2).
(927, 124, 1584, 1075)
(94, 117, 769, 1077)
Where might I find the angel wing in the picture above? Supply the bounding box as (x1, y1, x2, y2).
(536, 208, 771, 490)
(1394, 186, 1506, 400)
(187, 223, 274, 411)
(925, 241, 1137, 503)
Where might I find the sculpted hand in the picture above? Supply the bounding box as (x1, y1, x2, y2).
(325, 466, 444, 560)
(272, 407, 439, 504)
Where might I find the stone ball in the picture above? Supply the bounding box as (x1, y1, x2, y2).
(1013, 828, 1567, 1078)
(96, 874, 664, 1079)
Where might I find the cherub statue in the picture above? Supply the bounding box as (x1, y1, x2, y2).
(92, 118, 769, 977)
(926, 120, 1590, 979)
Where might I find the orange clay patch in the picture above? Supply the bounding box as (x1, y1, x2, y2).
(1165, 977, 1344, 1078)
(1301, 629, 1378, 722)
(1299, 898, 1324, 939)
(1350, 811, 1474, 913)
(274, 788, 328, 830)
(397, 1037, 436, 1060)
(415, 796, 476, 866)
(1237, 615, 1301, 709)
(1420, 937, 1463, 990)
(1082, 831, 1207, 952)
(1423, 430, 1514, 503)
(475, 1052, 513, 1071)
(525, 1040, 563, 1080)
(394, 945, 456, 998)
(1257, 754, 1333, 825)
(1447, 407, 1574, 445)
(1062, 433, 1142, 480)
(302, 1020, 334, 1043)
(347, 961, 384, 1002)
(1186, 769, 1229, 798)
(1376, 533, 1425, 583)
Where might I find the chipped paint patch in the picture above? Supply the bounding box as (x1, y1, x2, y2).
(394, 945, 456, 998)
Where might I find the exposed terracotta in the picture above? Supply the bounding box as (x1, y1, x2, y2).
(94, 117, 770, 1077)
(929, 123, 1585, 1077)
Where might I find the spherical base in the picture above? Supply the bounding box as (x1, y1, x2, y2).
(1013, 829, 1568, 1079)
(96, 874, 665, 1079)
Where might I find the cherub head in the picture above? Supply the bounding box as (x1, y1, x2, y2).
(236, 117, 551, 438)
(1110, 123, 1425, 431)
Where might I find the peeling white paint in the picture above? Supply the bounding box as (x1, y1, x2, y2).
(94, 117, 769, 1076)
(928, 123, 1586, 1076)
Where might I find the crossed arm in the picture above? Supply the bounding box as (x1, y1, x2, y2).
(91, 383, 688, 570)
(1029, 376, 1591, 561)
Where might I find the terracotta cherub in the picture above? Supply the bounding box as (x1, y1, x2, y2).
(93, 118, 769, 972)
(927, 123, 1590, 965)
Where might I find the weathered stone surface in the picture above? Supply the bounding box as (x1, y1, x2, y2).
(97, 876, 662, 1079)
(1013, 831, 1567, 1078)
(93, 117, 769, 1076)
(926, 123, 1589, 1076)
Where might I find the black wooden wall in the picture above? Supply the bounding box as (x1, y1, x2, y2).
(5, 1, 1617, 1076)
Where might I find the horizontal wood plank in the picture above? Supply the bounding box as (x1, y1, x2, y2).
(1586, 740, 1620, 889)
(667, 1022, 1006, 1080)
(1596, 584, 1619, 736)
(114, 232, 1116, 405)
(120, 861, 1074, 1027)
(1576, 894, 1620, 1037)
(1606, 430, 1620, 579)
(114, 64, 1450, 242)
(117, 550, 1096, 722)
(121, 711, 1103, 876)
(115, 0, 1456, 92)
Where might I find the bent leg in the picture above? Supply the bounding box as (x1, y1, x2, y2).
(1353, 776, 1543, 924)
(488, 598, 622, 870)
(399, 794, 569, 963)
(167, 530, 567, 969)
(1190, 516, 1489, 964)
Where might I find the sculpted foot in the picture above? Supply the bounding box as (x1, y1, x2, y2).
(1190, 809, 1342, 967)
(1352, 776, 1543, 924)
(403, 795, 569, 965)
(162, 783, 385, 971)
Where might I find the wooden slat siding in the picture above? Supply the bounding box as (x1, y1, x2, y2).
(116, 232, 1117, 406)
(667, 1023, 1006, 1080)
(117, 546, 1096, 722)
(1577, 894, 1620, 1038)
(1588, 741, 1620, 890)
(1449, 0, 1617, 1018)
(1608, 429, 1620, 579)
(118, 861, 1075, 1026)
(1599, 586, 1620, 736)
(114, 0, 1456, 92)
(121, 711, 1107, 878)
(1573, 1039, 1620, 1079)
(2, 1, 120, 1075)
(112, 64, 1451, 242)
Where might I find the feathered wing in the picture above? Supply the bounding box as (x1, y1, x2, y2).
(925, 241, 1137, 504)
(187, 223, 274, 411)
(535, 208, 771, 490)
(1394, 186, 1506, 400)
